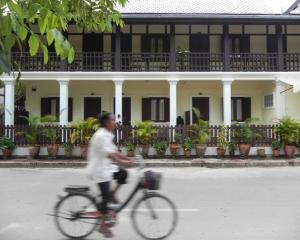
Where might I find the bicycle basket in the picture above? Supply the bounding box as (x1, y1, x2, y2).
(141, 171, 162, 190)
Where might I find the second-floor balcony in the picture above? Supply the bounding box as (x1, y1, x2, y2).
(11, 52, 300, 72)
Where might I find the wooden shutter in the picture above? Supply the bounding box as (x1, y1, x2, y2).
(242, 98, 251, 121)
(142, 98, 151, 121)
(141, 35, 149, 52)
(83, 33, 103, 52)
(121, 34, 132, 52)
(164, 98, 170, 122)
(163, 35, 170, 52)
(267, 35, 278, 53)
(68, 98, 73, 122)
(240, 36, 250, 53)
(41, 98, 50, 117)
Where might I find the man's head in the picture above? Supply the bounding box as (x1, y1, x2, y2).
(98, 111, 116, 131)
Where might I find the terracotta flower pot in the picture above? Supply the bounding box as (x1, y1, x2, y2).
(2, 148, 13, 160)
(80, 145, 88, 159)
(28, 145, 40, 159)
(157, 150, 166, 157)
(140, 144, 150, 157)
(169, 144, 180, 157)
(272, 149, 280, 158)
(238, 143, 251, 157)
(257, 148, 266, 158)
(184, 150, 191, 158)
(217, 148, 226, 158)
(64, 149, 73, 158)
(47, 144, 59, 159)
(196, 144, 207, 158)
(284, 144, 295, 158)
(127, 150, 134, 157)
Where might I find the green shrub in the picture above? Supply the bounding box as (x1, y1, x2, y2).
(154, 141, 167, 152)
(276, 117, 300, 145)
(217, 125, 228, 149)
(183, 137, 193, 151)
(0, 136, 16, 150)
(271, 140, 282, 150)
(134, 121, 157, 145)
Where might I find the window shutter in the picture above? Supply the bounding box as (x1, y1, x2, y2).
(242, 98, 251, 121)
(41, 98, 50, 117)
(55, 97, 59, 120)
(164, 98, 170, 122)
(68, 98, 73, 122)
(142, 98, 151, 121)
(240, 36, 250, 53)
(141, 35, 149, 52)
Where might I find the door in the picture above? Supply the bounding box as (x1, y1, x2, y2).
(83, 33, 103, 70)
(84, 97, 102, 119)
(230, 35, 250, 53)
(192, 97, 209, 123)
(190, 34, 210, 70)
(113, 97, 131, 125)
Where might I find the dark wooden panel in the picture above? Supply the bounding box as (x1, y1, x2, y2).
(84, 97, 101, 119)
(192, 97, 210, 123)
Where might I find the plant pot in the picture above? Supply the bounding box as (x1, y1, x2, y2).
(80, 145, 88, 159)
(169, 144, 180, 157)
(47, 144, 59, 159)
(217, 148, 226, 158)
(272, 149, 280, 158)
(2, 148, 13, 160)
(229, 150, 235, 157)
(127, 150, 134, 157)
(257, 148, 266, 158)
(184, 150, 192, 158)
(238, 143, 251, 158)
(140, 144, 150, 157)
(284, 144, 295, 158)
(157, 150, 166, 157)
(196, 144, 207, 158)
(64, 149, 73, 158)
(28, 145, 40, 159)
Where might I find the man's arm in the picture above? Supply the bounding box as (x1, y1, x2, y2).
(108, 152, 133, 168)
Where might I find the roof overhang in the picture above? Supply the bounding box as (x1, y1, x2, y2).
(278, 75, 300, 93)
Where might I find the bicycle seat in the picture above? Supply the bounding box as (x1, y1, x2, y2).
(65, 185, 90, 193)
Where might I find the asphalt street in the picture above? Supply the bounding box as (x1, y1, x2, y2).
(1, 167, 300, 240)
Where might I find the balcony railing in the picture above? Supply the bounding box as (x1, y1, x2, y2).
(11, 52, 300, 72)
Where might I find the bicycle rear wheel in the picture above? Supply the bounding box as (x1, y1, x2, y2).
(131, 193, 178, 240)
(54, 193, 98, 239)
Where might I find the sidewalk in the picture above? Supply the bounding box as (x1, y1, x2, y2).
(1, 158, 300, 168)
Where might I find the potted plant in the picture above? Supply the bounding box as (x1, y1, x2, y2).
(257, 148, 266, 158)
(154, 141, 167, 157)
(276, 117, 300, 158)
(63, 142, 74, 158)
(216, 125, 228, 158)
(233, 118, 259, 158)
(169, 133, 181, 157)
(134, 121, 157, 157)
(182, 137, 193, 158)
(228, 141, 237, 157)
(41, 115, 60, 159)
(17, 116, 41, 159)
(0, 136, 16, 159)
(71, 117, 100, 159)
(125, 138, 135, 157)
(271, 140, 281, 157)
(192, 108, 209, 158)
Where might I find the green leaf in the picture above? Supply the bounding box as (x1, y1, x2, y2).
(28, 34, 40, 56)
(0, 16, 12, 36)
(38, 8, 49, 34)
(4, 34, 16, 51)
(67, 47, 75, 63)
(41, 45, 49, 64)
(46, 30, 54, 45)
(28, 3, 40, 22)
(17, 25, 28, 41)
(0, 51, 11, 74)
(8, 2, 24, 20)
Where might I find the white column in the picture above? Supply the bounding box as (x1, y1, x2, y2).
(222, 79, 233, 126)
(168, 80, 178, 126)
(3, 77, 15, 126)
(114, 80, 123, 123)
(57, 79, 69, 125)
(275, 80, 286, 119)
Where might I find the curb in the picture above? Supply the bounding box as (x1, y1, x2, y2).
(0, 158, 300, 168)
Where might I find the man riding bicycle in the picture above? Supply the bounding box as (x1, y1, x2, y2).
(86, 111, 133, 238)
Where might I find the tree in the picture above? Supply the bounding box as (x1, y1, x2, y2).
(0, 0, 126, 75)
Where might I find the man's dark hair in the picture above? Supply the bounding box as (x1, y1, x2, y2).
(97, 111, 113, 126)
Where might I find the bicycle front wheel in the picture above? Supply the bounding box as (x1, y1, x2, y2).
(54, 193, 98, 239)
(131, 193, 178, 240)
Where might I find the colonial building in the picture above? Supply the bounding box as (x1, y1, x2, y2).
(2, 0, 300, 126)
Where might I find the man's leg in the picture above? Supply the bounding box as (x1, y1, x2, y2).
(111, 167, 128, 203)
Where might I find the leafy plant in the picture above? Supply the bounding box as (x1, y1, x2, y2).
(233, 118, 259, 144)
(191, 108, 209, 145)
(276, 117, 300, 145)
(217, 125, 228, 150)
(70, 117, 100, 145)
(271, 140, 282, 150)
(0, 136, 16, 150)
(134, 121, 157, 145)
(17, 115, 41, 145)
(41, 115, 60, 145)
(125, 138, 135, 152)
(63, 142, 74, 151)
(154, 141, 167, 152)
(228, 141, 237, 152)
(182, 137, 193, 151)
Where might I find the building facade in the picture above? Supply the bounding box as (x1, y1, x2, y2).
(2, 0, 300, 127)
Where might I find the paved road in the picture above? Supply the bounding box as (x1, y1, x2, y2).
(1, 167, 300, 240)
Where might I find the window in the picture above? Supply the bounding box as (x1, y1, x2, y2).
(264, 94, 274, 108)
(142, 98, 169, 122)
(41, 97, 73, 122)
(231, 97, 251, 121)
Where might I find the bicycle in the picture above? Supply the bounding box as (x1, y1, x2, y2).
(52, 155, 178, 240)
